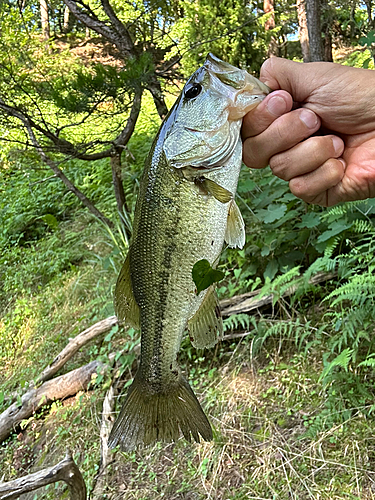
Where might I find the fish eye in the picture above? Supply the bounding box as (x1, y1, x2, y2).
(185, 83, 202, 100)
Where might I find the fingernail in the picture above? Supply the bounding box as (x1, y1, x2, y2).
(299, 109, 318, 129)
(332, 136, 344, 155)
(338, 158, 346, 170)
(266, 95, 287, 116)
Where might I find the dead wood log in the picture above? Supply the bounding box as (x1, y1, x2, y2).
(37, 316, 117, 384)
(0, 360, 103, 444)
(220, 271, 336, 316)
(0, 450, 86, 500)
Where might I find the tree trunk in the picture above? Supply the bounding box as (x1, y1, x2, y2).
(63, 5, 72, 33)
(324, 26, 333, 61)
(264, 0, 278, 56)
(321, 0, 333, 61)
(39, 0, 50, 40)
(305, 0, 324, 61)
(111, 150, 128, 215)
(297, 0, 311, 62)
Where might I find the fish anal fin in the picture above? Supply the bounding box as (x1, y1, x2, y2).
(108, 372, 212, 451)
(114, 253, 140, 329)
(188, 286, 223, 349)
(196, 177, 233, 203)
(225, 199, 245, 249)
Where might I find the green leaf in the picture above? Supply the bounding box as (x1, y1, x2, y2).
(41, 214, 58, 230)
(317, 221, 352, 243)
(192, 259, 225, 295)
(238, 178, 256, 193)
(362, 57, 372, 69)
(263, 259, 279, 281)
(297, 212, 321, 229)
(256, 204, 287, 224)
(359, 30, 375, 46)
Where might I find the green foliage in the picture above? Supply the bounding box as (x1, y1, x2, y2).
(48, 54, 154, 113)
(192, 259, 225, 295)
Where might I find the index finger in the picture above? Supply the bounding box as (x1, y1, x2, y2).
(242, 90, 293, 139)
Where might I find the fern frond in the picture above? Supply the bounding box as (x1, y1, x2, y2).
(319, 348, 354, 383)
(352, 219, 375, 234)
(223, 313, 255, 333)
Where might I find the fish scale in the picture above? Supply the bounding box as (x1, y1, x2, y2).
(109, 54, 270, 451)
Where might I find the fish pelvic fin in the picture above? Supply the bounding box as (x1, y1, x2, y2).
(188, 286, 223, 349)
(195, 177, 233, 203)
(114, 252, 140, 329)
(225, 199, 245, 249)
(108, 372, 213, 451)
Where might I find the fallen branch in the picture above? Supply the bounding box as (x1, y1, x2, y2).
(37, 316, 117, 384)
(220, 271, 336, 316)
(91, 385, 116, 499)
(0, 450, 86, 500)
(0, 360, 104, 444)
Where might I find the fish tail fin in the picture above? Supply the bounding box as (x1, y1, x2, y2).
(108, 372, 213, 451)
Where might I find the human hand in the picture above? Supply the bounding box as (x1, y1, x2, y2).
(242, 57, 375, 206)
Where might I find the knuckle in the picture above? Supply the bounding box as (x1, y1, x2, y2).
(307, 136, 326, 163)
(289, 177, 306, 199)
(326, 159, 344, 184)
(269, 154, 289, 179)
(243, 139, 268, 169)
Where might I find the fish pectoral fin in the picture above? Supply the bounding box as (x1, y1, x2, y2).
(225, 199, 246, 249)
(188, 286, 223, 349)
(108, 371, 212, 451)
(196, 177, 233, 203)
(114, 252, 140, 329)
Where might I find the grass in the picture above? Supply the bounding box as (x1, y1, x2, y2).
(100, 345, 375, 499)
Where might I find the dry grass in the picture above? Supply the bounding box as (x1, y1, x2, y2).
(98, 349, 375, 500)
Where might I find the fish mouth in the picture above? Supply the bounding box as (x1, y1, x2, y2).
(204, 53, 270, 95)
(203, 53, 270, 119)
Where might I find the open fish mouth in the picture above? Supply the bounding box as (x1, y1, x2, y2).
(204, 53, 271, 94)
(203, 53, 270, 120)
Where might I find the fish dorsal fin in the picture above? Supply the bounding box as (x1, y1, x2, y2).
(196, 177, 233, 203)
(114, 253, 140, 329)
(187, 286, 223, 349)
(225, 199, 245, 249)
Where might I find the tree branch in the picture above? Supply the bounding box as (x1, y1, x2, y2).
(100, 0, 135, 54)
(63, 0, 135, 57)
(114, 90, 142, 148)
(0, 100, 113, 160)
(4, 107, 115, 227)
(0, 360, 105, 444)
(0, 450, 86, 500)
(220, 271, 336, 316)
(36, 316, 118, 384)
(63, 0, 116, 44)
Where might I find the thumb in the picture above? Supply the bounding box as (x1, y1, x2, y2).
(260, 57, 322, 103)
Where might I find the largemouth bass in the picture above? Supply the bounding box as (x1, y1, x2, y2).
(109, 54, 269, 451)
